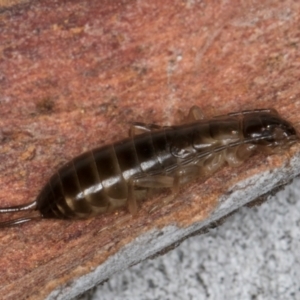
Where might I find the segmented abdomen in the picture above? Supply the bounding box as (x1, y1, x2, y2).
(36, 130, 178, 219)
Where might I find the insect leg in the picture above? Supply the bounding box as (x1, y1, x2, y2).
(186, 105, 205, 121)
(126, 175, 174, 214)
(132, 165, 202, 195)
(133, 175, 174, 189)
(224, 144, 257, 167)
(127, 179, 138, 215)
(129, 122, 162, 137)
(147, 165, 202, 214)
(173, 165, 203, 193)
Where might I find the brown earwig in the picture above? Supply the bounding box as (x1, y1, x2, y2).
(0, 106, 298, 227)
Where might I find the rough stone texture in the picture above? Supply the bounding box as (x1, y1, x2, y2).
(0, 0, 300, 299)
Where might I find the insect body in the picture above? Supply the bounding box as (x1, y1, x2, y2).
(0, 106, 298, 227)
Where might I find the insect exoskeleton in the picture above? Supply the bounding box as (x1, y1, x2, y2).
(0, 106, 298, 227)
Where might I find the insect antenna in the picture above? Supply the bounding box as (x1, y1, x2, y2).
(0, 201, 39, 228)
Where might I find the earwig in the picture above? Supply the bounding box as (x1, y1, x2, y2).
(0, 106, 298, 227)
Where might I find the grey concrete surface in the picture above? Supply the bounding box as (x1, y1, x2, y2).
(79, 177, 300, 300)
